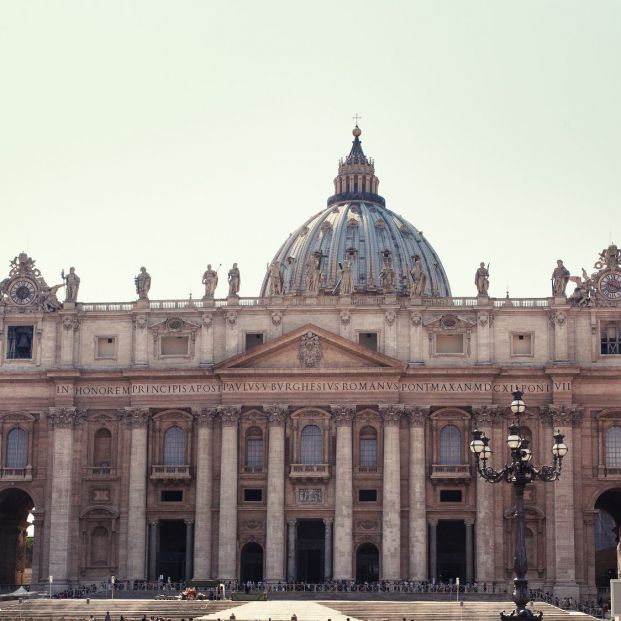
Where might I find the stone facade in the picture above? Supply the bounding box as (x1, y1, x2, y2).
(0, 131, 620, 600)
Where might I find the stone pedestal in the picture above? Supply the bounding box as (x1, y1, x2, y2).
(332, 405, 355, 580)
(338, 295, 352, 305)
(193, 408, 215, 580)
(217, 406, 240, 579)
(265, 405, 287, 581)
(135, 299, 149, 309)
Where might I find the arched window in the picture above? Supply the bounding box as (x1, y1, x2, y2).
(6, 428, 27, 469)
(605, 426, 621, 468)
(359, 426, 377, 466)
(90, 526, 109, 565)
(93, 428, 112, 471)
(439, 424, 461, 465)
(163, 426, 186, 466)
(300, 424, 322, 464)
(245, 427, 264, 468)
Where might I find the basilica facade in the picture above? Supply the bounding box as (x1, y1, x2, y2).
(0, 127, 620, 600)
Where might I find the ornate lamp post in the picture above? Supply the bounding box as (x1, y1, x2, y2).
(470, 391, 568, 620)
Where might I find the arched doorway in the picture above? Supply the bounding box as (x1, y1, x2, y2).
(0, 488, 34, 585)
(595, 489, 621, 587)
(356, 543, 379, 583)
(240, 542, 263, 583)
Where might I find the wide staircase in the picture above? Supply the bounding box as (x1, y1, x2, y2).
(322, 600, 598, 621)
(0, 598, 241, 620)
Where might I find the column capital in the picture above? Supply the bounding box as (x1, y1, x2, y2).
(148, 519, 159, 527)
(263, 404, 289, 426)
(330, 404, 356, 426)
(192, 407, 217, 427)
(287, 519, 297, 528)
(47, 407, 86, 429)
(471, 405, 501, 427)
(184, 518, 195, 526)
(122, 407, 150, 428)
(218, 405, 241, 426)
(323, 518, 334, 527)
(464, 518, 475, 527)
(540, 404, 582, 427)
(379, 404, 404, 426)
(408, 406, 429, 427)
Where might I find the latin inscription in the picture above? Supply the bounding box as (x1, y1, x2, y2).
(57, 380, 572, 397)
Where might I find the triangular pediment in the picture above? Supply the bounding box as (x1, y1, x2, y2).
(216, 324, 405, 372)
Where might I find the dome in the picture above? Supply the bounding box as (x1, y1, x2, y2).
(260, 127, 451, 298)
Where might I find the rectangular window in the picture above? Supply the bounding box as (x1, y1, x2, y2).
(601, 323, 621, 355)
(360, 438, 377, 466)
(246, 438, 263, 467)
(244, 488, 263, 502)
(440, 489, 463, 502)
(161, 490, 183, 502)
(511, 333, 533, 356)
(160, 335, 189, 356)
(6, 326, 34, 360)
(435, 334, 464, 354)
(359, 332, 378, 351)
(96, 336, 117, 359)
(245, 333, 264, 352)
(358, 489, 377, 502)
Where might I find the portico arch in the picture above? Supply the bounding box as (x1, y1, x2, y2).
(240, 542, 263, 583)
(356, 543, 379, 582)
(0, 488, 35, 585)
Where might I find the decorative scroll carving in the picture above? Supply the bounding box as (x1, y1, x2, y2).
(478, 311, 494, 327)
(134, 315, 147, 330)
(357, 520, 378, 530)
(340, 311, 351, 325)
(271, 311, 282, 326)
(263, 404, 288, 425)
(218, 405, 241, 426)
(408, 406, 429, 427)
(330, 404, 356, 426)
(299, 331, 322, 368)
(472, 405, 501, 426)
(549, 310, 567, 326)
(225, 311, 237, 327)
(410, 312, 422, 327)
(48, 407, 85, 428)
(202, 314, 213, 329)
(379, 404, 404, 426)
(192, 407, 217, 427)
(122, 407, 150, 428)
(541, 404, 582, 427)
(62, 316, 80, 331)
(385, 310, 396, 326)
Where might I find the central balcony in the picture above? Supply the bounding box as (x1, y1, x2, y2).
(289, 464, 330, 480)
(0, 467, 33, 481)
(430, 463, 471, 482)
(150, 465, 192, 480)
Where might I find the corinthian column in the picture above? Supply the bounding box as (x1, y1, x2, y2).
(123, 407, 150, 581)
(408, 407, 428, 580)
(217, 405, 240, 579)
(472, 405, 498, 583)
(331, 404, 355, 580)
(380, 404, 403, 580)
(47, 407, 84, 587)
(193, 407, 216, 580)
(264, 404, 288, 582)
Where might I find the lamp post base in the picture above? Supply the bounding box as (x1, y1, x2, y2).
(500, 610, 543, 620)
(500, 578, 543, 620)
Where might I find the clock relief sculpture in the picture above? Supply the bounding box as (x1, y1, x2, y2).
(9, 279, 36, 305)
(569, 243, 621, 307)
(599, 271, 621, 300)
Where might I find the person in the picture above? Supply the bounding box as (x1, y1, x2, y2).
(339, 258, 353, 295)
(105, 611, 111, 621)
(551, 259, 570, 296)
(228, 263, 240, 296)
(62, 266, 80, 303)
(202, 264, 218, 298)
(135, 267, 151, 300)
(475, 262, 489, 296)
(410, 256, 426, 296)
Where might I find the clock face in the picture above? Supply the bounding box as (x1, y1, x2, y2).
(9, 279, 37, 305)
(599, 271, 621, 300)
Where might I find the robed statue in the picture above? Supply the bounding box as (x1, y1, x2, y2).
(135, 267, 151, 300)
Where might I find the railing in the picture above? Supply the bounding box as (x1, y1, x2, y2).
(430, 464, 471, 479)
(77, 295, 551, 312)
(243, 466, 265, 474)
(356, 465, 382, 474)
(289, 464, 330, 478)
(597, 465, 621, 478)
(150, 465, 192, 479)
(83, 466, 117, 478)
(0, 467, 32, 481)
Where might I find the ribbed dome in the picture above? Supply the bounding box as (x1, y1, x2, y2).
(260, 127, 451, 298)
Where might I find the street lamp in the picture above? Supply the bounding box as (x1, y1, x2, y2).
(470, 391, 568, 620)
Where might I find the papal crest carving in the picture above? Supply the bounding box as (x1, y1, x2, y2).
(298, 331, 322, 368)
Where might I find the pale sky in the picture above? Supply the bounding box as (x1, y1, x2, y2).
(1, 1, 619, 302)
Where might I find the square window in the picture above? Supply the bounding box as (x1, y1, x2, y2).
(245, 333, 264, 352)
(96, 336, 117, 359)
(435, 333, 464, 354)
(243, 488, 263, 502)
(440, 489, 462, 502)
(358, 489, 377, 502)
(160, 335, 189, 356)
(511, 333, 533, 356)
(6, 326, 34, 359)
(161, 490, 183, 502)
(601, 323, 621, 355)
(359, 333, 378, 351)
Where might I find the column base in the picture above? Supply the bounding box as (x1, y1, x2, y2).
(552, 580, 580, 599)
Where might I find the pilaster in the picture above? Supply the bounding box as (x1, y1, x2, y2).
(408, 407, 428, 579)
